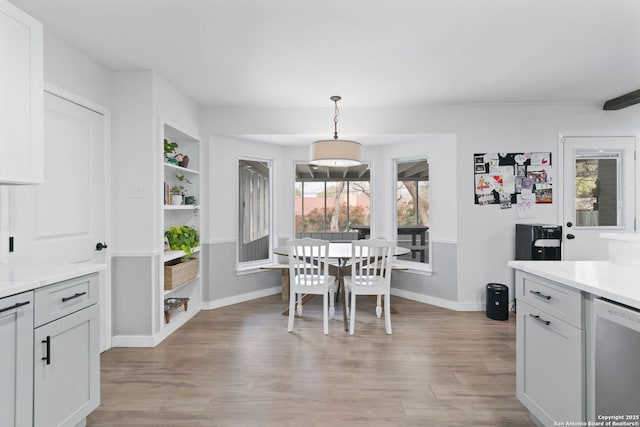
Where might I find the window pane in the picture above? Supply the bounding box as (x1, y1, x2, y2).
(396, 159, 430, 264)
(575, 157, 618, 227)
(348, 181, 370, 226)
(326, 181, 347, 231)
(302, 181, 325, 232)
(238, 159, 270, 263)
(295, 163, 371, 236)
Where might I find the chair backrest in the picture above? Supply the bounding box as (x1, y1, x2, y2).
(287, 238, 331, 287)
(350, 239, 394, 285)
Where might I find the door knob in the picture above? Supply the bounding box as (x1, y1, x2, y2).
(95, 242, 108, 251)
(566, 234, 575, 240)
(566, 222, 573, 228)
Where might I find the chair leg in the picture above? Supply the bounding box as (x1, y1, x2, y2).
(323, 292, 329, 335)
(329, 287, 335, 319)
(384, 293, 392, 335)
(376, 294, 382, 318)
(344, 286, 350, 319)
(349, 292, 356, 335)
(296, 294, 303, 317)
(288, 292, 296, 332)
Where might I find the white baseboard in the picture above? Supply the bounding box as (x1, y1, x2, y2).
(391, 288, 484, 311)
(111, 334, 157, 348)
(203, 286, 281, 310)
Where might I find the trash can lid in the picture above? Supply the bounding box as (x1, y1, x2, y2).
(487, 283, 508, 290)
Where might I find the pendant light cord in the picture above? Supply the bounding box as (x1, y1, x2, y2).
(333, 97, 340, 140)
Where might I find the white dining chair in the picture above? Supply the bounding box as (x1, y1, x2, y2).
(344, 239, 395, 335)
(287, 238, 336, 335)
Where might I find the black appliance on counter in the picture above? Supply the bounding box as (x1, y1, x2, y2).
(515, 223, 562, 260)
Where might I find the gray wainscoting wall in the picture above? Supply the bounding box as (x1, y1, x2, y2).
(202, 241, 281, 303)
(112, 255, 155, 336)
(391, 241, 458, 303)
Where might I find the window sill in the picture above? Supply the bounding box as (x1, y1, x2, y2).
(393, 260, 433, 276)
(237, 259, 274, 276)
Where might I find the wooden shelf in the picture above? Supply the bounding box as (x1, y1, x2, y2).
(164, 275, 200, 296)
(164, 205, 199, 210)
(163, 162, 199, 175)
(163, 247, 201, 263)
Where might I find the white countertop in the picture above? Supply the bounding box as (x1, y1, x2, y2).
(0, 262, 106, 299)
(508, 260, 640, 310)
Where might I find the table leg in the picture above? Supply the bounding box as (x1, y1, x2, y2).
(282, 294, 315, 316)
(281, 269, 289, 301)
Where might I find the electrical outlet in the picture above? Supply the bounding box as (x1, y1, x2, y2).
(128, 186, 144, 199)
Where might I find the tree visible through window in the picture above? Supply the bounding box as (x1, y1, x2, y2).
(295, 164, 370, 232)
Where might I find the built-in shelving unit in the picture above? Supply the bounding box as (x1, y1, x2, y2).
(160, 121, 202, 338)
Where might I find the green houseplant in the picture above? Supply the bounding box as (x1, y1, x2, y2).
(165, 225, 199, 258)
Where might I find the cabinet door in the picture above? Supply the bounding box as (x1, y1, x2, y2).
(517, 300, 584, 425)
(34, 304, 100, 427)
(0, 0, 43, 184)
(0, 292, 34, 427)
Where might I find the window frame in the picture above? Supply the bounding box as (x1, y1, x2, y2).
(237, 156, 274, 271)
(393, 156, 432, 273)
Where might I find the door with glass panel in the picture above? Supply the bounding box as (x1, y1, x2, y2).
(562, 137, 635, 260)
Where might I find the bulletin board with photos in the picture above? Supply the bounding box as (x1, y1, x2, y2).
(474, 152, 552, 208)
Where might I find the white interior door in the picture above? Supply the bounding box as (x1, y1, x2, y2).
(9, 91, 110, 350)
(562, 136, 636, 260)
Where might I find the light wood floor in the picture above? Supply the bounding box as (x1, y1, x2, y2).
(88, 295, 534, 426)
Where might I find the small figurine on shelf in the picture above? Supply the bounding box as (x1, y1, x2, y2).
(179, 155, 190, 168)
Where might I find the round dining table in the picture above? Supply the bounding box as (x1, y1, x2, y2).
(273, 242, 410, 331)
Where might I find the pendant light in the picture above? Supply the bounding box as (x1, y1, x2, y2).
(310, 96, 362, 167)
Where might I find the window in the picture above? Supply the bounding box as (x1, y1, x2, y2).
(395, 159, 430, 265)
(574, 154, 620, 227)
(295, 163, 370, 234)
(238, 159, 271, 265)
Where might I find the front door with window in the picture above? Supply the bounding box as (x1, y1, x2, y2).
(562, 136, 636, 260)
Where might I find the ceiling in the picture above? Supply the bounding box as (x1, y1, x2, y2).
(10, 0, 640, 110)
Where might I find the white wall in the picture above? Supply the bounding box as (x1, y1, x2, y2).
(201, 102, 640, 308)
(43, 30, 113, 109)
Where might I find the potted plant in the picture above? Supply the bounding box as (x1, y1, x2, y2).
(164, 138, 179, 164)
(170, 186, 183, 205)
(172, 174, 193, 205)
(165, 225, 199, 258)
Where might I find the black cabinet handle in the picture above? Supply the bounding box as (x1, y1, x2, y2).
(567, 234, 575, 240)
(529, 290, 552, 300)
(42, 336, 51, 365)
(95, 242, 108, 251)
(0, 300, 30, 314)
(529, 314, 551, 326)
(62, 291, 87, 302)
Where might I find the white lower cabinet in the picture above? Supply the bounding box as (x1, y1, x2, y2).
(0, 272, 100, 427)
(33, 274, 100, 427)
(0, 292, 34, 427)
(515, 271, 585, 426)
(34, 304, 99, 427)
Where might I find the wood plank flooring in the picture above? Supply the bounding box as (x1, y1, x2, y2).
(88, 295, 534, 426)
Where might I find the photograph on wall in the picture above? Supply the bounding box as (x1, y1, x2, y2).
(474, 152, 552, 205)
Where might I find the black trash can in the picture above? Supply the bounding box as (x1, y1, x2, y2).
(486, 283, 509, 320)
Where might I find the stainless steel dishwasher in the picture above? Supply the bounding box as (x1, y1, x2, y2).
(594, 298, 640, 418)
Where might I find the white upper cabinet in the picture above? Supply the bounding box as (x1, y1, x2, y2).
(0, 0, 43, 184)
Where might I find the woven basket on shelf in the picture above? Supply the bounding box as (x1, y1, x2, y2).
(164, 257, 198, 290)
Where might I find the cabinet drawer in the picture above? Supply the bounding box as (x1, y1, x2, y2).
(34, 274, 98, 327)
(516, 271, 583, 328)
(516, 300, 584, 425)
